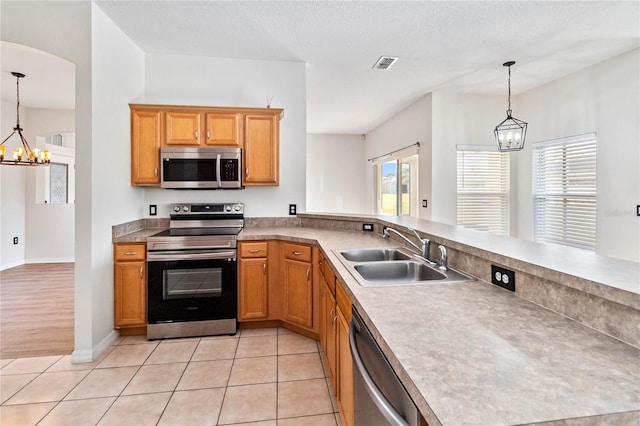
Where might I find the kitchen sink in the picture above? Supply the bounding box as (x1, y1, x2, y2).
(339, 248, 412, 262)
(354, 261, 446, 281)
(334, 247, 475, 287)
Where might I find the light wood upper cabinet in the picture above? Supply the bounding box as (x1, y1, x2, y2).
(244, 113, 280, 185)
(114, 243, 146, 328)
(131, 109, 161, 185)
(130, 104, 282, 187)
(165, 111, 202, 145)
(205, 113, 241, 147)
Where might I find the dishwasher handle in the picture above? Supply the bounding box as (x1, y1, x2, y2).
(349, 319, 410, 426)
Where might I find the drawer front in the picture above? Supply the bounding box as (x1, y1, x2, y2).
(284, 243, 312, 262)
(240, 241, 268, 258)
(114, 243, 146, 261)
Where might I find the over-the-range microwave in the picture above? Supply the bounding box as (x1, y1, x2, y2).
(160, 147, 243, 189)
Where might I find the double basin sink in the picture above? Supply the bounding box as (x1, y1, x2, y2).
(334, 247, 475, 287)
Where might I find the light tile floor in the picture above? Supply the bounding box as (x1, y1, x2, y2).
(0, 327, 341, 426)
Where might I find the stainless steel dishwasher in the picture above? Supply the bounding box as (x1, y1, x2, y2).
(350, 307, 420, 426)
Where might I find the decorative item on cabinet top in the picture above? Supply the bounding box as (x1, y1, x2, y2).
(129, 104, 283, 187)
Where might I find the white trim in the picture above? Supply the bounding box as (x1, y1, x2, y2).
(25, 258, 75, 264)
(456, 144, 496, 152)
(532, 132, 597, 148)
(71, 329, 119, 363)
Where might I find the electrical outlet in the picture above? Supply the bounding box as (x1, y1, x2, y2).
(362, 223, 374, 232)
(637, 205, 640, 216)
(149, 204, 157, 216)
(289, 204, 297, 215)
(491, 265, 515, 291)
(422, 199, 428, 208)
(13, 236, 18, 245)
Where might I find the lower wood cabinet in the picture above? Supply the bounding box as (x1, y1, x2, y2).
(113, 243, 146, 329)
(283, 243, 314, 329)
(336, 279, 354, 426)
(239, 242, 269, 320)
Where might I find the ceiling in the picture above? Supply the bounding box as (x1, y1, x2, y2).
(3, 1, 639, 134)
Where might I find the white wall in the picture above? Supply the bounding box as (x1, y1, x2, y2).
(87, 5, 146, 359)
(431, 92, 507, 226)
(364, 94, 433, 219)
(0, 100, 27, 270)
(515, 49, 639, 262)
(306, 134, 367, 213)
(23, 108, 75, 264)
(142, 54, 307, 218)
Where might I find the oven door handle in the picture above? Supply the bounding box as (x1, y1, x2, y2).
(216, 153, 222, 187)
(147, 250, 236, 261)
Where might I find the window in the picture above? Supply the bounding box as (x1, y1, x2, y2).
(49, 162, 69, 203)
(375, 154, 419, 217)
(533, 134, 597, 251)
(456, 146, 510, 235)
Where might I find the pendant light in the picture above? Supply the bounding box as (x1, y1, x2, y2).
(0, 72, 51, 165)
(494, 61, 527, 152)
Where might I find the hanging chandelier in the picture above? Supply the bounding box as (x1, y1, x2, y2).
(0, 72, 51, 166)
(494, 61, 527, 152)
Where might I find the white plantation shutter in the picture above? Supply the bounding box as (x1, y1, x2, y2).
(533, 134, 597, 251)
(457, 146, 510, 235)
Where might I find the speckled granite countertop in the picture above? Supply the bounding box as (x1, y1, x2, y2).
(240, 227, 640, 426)
(114, 224, 640, 425)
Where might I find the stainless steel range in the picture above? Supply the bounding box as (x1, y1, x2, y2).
(146, 203, 244, 340)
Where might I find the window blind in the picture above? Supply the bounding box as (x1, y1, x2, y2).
(533, 134, 597, 251)
(456, 146, 510, 235)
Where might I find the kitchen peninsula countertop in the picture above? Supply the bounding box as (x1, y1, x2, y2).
(241, 226, 640, 426)
(113, 222, 640, 425)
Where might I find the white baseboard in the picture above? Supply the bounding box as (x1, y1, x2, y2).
(0, 260, 23, 271)
(71, 329, 119, 364)
(25, 258, 75, 264)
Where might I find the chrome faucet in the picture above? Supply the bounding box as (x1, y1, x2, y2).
(437, 245, 448, 271)
(383, 226, 431, 260)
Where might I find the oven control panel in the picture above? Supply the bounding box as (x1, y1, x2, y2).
(171, 203, 244, 215)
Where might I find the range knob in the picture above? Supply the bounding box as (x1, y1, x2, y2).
(173, 205, 181, 213)
(183, 206, 190, 212)
(234, 205, 242, 212)
(225, 205, 232, 212)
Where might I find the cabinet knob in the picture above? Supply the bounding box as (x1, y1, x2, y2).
(139, 266, 144, 279)
(293, 251, 302, 255)
(263, 263, 267, 274)
(245, 168, 249, 177)
(125, 251, 137, 255)
(207, 130, 211, 140)
(306, 268, 310, 281)
(249, 249, 260, 253)
(194, 130, 199, 139)
(154, 168, 158, 177)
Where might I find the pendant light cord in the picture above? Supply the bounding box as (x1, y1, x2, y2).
(15, 74, 22, 130)
(507, 65, 511, 113)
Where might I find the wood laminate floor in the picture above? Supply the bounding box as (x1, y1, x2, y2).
(0, 263, 74, 359)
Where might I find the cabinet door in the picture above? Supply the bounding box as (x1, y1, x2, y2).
(337, 307, 354, 426)
(323, 282, 337, 392)
(283, 258, 313, 329)
(239, 258, 269, 320)
(114, 261, 146, 327)
(244, 114, 279, 185)
(166, 111, 201, 145)
(205, 113, 240, 147)
(131, 109, 161, 185)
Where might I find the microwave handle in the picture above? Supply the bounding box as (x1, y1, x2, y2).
(216, 153, 221, 187)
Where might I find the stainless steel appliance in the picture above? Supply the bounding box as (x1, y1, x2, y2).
(160, 147, 243, 189)
(350, 307, 420, 426)
(146, 203, 244, 339)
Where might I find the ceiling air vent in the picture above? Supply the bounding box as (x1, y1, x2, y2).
(372, 56, 398, 70)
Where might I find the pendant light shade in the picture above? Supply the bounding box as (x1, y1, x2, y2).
(0, 72, 51, 166)
(495, 61, 527, 152)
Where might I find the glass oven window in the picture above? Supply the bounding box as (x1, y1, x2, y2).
(163, 268, 222, 299)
